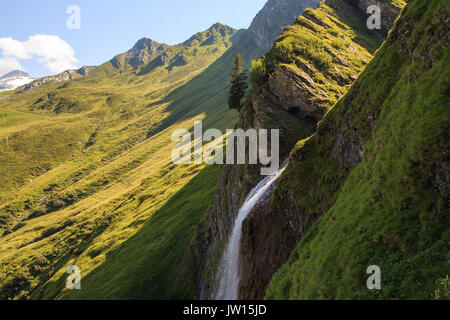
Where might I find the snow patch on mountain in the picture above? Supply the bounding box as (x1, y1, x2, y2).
(0, 70, 34, 91)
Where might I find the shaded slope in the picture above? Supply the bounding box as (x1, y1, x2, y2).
(38, 165, 221, 300)
(234, 0, 320, 61)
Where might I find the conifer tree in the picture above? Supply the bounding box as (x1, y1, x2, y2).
(228, 53, 248, 110)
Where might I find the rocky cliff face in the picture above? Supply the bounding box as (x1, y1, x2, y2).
(246, 0, 320, 51)
(349, 0, 404, 32)
(239, 178, 304, 299)
(233, 0, 320, 62)
(191, 0, 405, 300)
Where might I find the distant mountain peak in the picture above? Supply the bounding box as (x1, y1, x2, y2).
(208, 22, 232, 31)
(108, 38, 170, 69)
(1, 70, 30, 79)
(132, 38, 164, 51)
(0, 70, 34, 92)
(183, 23, 235, 47)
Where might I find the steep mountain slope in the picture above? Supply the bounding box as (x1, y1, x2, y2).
(233, 0, 320, 61)
(0, 0, 321, 300)
(191, 0, 405, 299)
(266, 0, 449, 299)
(0, 23, 239, 300)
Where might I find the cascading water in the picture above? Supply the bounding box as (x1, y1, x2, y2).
(214, 167, 286, 300)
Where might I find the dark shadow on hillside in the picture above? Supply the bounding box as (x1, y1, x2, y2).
(47, 165, 220, 300)
(325, 0, 388, 53)
(143, 29, 273, 138)
(144, 33, 243, 138)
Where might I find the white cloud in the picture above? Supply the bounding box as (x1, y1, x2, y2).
(0, 57, 24, 77)
(0, 38, 30, 59)
(0, 35, 78, 75)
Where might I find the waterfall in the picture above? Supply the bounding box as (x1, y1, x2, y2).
(214, 167, 286, 300)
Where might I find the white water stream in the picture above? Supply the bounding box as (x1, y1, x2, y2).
(215, 167, 286, 300)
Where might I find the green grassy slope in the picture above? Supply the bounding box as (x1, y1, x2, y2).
(267, 0, 449, 299)
(39, 165, 221, 300)
(250, 0, 388, 110)
(0, 24, 239, 300)
(244, 0, 403, 159)
(0, 91, 14, 97)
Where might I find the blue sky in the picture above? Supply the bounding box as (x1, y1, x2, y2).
(0, 0, 267, 78)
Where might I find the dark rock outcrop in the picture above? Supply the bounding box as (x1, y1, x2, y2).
(349, 0, 404, 32)
(238, 177, 319, 299)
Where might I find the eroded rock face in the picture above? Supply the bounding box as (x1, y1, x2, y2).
(77, 66, 94, 76)
(192, 164, 261, 299)
(239, 181, 277, 300)
(268, 65, 328, 121)
(238, 178, 321, 299)
(128, 39, 169, 68)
